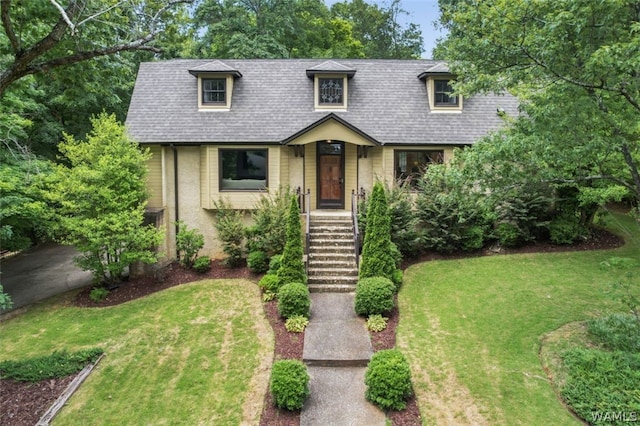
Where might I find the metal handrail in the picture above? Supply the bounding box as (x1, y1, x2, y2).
(351, 190, 360, 269)
(304, 189, 311, 275)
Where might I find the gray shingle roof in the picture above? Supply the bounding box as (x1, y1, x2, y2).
(126, 59, 518, 145)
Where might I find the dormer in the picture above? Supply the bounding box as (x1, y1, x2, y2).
(418, 63, 463, 113)
(306, 60, 356, 111)
(189, 60, 242, 111)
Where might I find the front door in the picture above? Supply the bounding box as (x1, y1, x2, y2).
(317, 142, 344, 209)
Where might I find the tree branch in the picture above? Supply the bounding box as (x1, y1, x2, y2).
(1, 0, 21, 53)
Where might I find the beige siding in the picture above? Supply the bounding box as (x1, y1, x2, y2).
(200, 146, 213, 209)
(304, 143, 318, 210)
(344, 143, 357, 208)
(145, 146, 163, 208)
(280, 145, 291, 187)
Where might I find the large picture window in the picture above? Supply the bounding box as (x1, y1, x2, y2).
(220, 149, 268, 191)
(395, 150, 444, 188)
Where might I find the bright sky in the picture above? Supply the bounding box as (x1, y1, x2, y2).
(324, 0, 447, 58)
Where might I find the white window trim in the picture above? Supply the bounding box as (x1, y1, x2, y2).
(426, 77, 463, 113)
(197, 73, 234, 111)
(314, 74, 348, 111)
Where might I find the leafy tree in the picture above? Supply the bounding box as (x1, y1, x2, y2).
(0, 0, 193, 96)
(437, 0, 640, 208)
(359, 182, 397, 281)
(49, 113, 162, 285)
(277, 195, 306, 284)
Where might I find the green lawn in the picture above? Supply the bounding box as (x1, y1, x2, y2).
(397, 208, 640, 425)
(0, 279, 273, 425)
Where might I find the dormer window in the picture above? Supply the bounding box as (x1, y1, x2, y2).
(307, 60, 356, 111)
(318, 77, 345, 106)
(434, 79, 459, 107)
(202, 78, 226, 104)
(189, 61, 242, 111)
(418, 64, 463, 113)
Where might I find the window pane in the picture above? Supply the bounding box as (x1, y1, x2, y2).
(220, 149, 268, 191)
(319, 78, 343, 105)
(203, 78, 226, 104)
(434, 80, 458, 106)
(395, 150, 444, 188)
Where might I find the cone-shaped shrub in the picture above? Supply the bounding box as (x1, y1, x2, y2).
(360, 182, 397, 282)
(365, 349, 413, 410)
(277, 195, 307, 284)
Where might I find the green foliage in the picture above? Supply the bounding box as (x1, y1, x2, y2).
(494, 222, 525, 248)
(285, 315, 309, 333)
(600, 257, 640, 323)
(268, 254, 283, 275)
(89, 287, 109, 303)
(277, 196, 307, 285)
(193, 256, 211, 273)
(391, 269, 404, 292)
(277, 282, 310, 319)
(354, 277, 396, 316)
(49, 113, 163, 285)
(0, 348, 103, 382)
(0, 284, 13, 310)
(246, 186, 292, 256)
(366, 314, 388, 332)
(175, 220, 205, 268)
(259, 274, 283, 295)
(588, 314, 640, 353)
(360, 182, 398, 281)
(561, 348, 640, 425)
(213, 197, 245, 267)
(365, 349, 413, 411)
(548, 214, 586, 245)
(247, 250, 269, 274)
(269, 359, 310, 411)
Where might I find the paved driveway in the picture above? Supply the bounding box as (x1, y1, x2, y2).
(1, 242, 93, 313)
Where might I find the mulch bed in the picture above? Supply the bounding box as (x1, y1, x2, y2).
(0, 228, 624, 425)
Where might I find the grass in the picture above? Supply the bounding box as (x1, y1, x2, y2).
(0, 279, 273, 425)
(397, 207, 640, 425)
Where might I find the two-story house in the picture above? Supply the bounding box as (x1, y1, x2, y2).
(126, 59, 518, 258)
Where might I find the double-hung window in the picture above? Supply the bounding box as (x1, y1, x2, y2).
(434, 80, 458, 107)
(202, 78, 226, 105)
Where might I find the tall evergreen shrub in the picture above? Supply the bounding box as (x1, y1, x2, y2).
(277, 195, 307, 284)
(359, 182, 397, 282)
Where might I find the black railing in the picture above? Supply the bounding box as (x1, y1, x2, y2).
(298, 187, 311, 275)
(351, 189, 360, 269)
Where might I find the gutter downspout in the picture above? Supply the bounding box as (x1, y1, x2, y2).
(171, 144, 180, 261)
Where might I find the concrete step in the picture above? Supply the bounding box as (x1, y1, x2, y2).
(308, 267, 358, 276)
(309, 238, 354, 246)
(308, 252, 356, 262)
(308, 275, 359, 286)
(308, 283, 357, 293)
(309, 230, 353, 237)
(308, 261, 356, 270)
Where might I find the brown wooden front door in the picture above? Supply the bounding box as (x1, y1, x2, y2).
(317, 142, 344, 209)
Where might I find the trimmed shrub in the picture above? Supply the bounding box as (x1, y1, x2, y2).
(354, 277, 395, 316)
(247, 250, 269, 273)
(259, 274, 282, 294)
(193, 256, 211, 273)
(587, 314, 640, 352)
(277, 196, 307, 284)
(89, 286, 109, 302)
(268, 254, 283, 275)
(0, 348, 104, 382)
(277, 282, 311, 319)
(175, 220, 205, 268)
(285, 315, 309, 333)
(365, 349, 413, 410)
(270, 360, 310, 410)
(548, 215, 585, 245)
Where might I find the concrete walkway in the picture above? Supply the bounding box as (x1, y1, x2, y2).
(301, 293, 385, 425)
(0, 243, 92, 314)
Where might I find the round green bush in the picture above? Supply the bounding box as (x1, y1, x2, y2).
(365, 349, 413, 410)
(277, 282, 310, 319)
(247, 250, 269, 273)
(354, 277, 395, 316)
(268, 254, 283, 275)
(193, 256, 211, 273)
(258, 274, 282, 294)
(270, 359, 310, 410)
